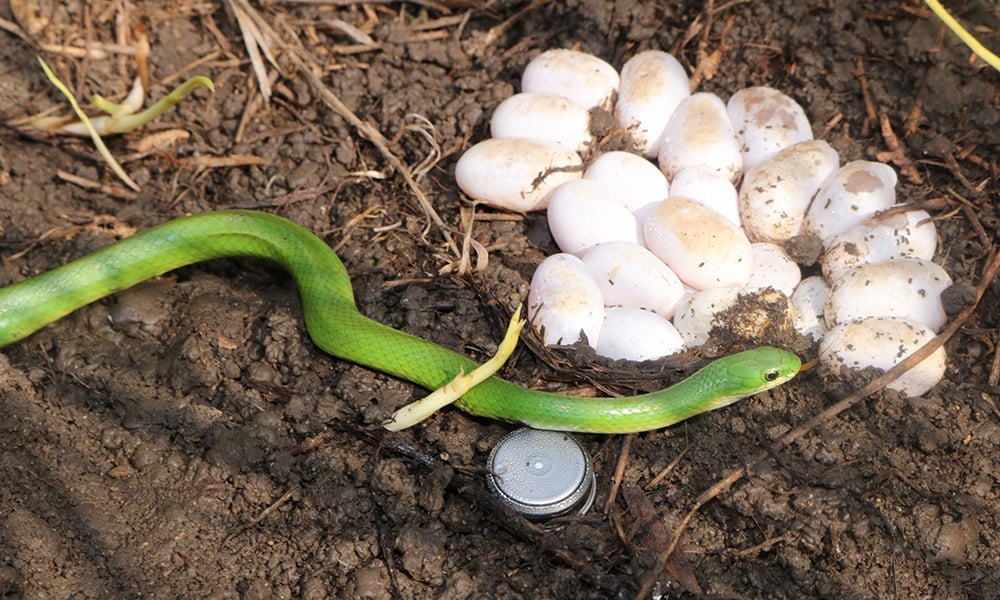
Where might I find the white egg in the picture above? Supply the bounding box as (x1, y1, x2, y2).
(547, 180, 638, 255)
(672, 287, 794, 348)
(615, 50, 691, 157)
(527, 253, 605, 348)
(790, 276, 830, 341)
(596, 308, 686, 361)
(643, 197, 753, 290)
(657, 93, 742, 182)
(669, 166, 740, 226)
(454, 138, 583, 212)
(727, 86, 814, 170)
(821, 207, 937, 279)
(804, 160, 898, 245)
(584, 151, 670, 215)
(490, 93, 592, 152)
(824, 258, 952, 333)
(738, 140, 840, 243)
(819, 317, 946, 397)
(521, 49, 619, 110)
(747, 242, 801, 296)
(581, 241, 685, 318)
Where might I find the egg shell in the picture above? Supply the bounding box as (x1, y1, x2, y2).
(821, 208, 937, 279)
(615, 50, 691, 157)
(804, 160, 898, 245)
(454, 138, 583, 212)
(547, 180, 638, 255)
(738, 140, 840, 243)
(727, 86, 814, 170)
(747, 242, 801, 296)
(643, 196, 753, 290)
(657, 93, 743, 182)
(824, 258, 952, 333)
(490, 93, 593, 152)
(584, 151, 670, 215)
(527, 253, 605, 348)
(581, 241, 685, 318)
(521, 49, 619, 110)
(790, 276, 830, 341)
(669, 166, 741, 226)
(596, 308, 686, 361)
(819, 317, 946, 397)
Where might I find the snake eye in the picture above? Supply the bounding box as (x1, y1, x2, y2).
(764, 369, 780, 382)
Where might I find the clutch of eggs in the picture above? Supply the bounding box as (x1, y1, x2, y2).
(455, 48, 948, 397)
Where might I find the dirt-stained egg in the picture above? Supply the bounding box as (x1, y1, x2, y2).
(739, 140, 840, 243)
(747, 242, 801, 296)
(819, 317, 946, 397)
(672, 287, 794, 348)
(521, 49, 619, 110)
(668, 166, 741, 227)
(454, 138, 583, 212)
(643, 197, 753, 290)
(596, 307, 686, 361)
(804, 160, 898, 245)
(527, 253, 605, 348)
(824, 258, 952, 333)
(581, 241, 685, 318)
(657, 93, 742, 182)
(671, 287, 741, 347)
(547, 180, 638, 255)
(727, 86, 814, 170)
(821, 208, 937, 279)
(490, 93, 592, 152)
(615, 50, 691, 157)
(790, 276, 830, 341)
(584, 151, 670, 216)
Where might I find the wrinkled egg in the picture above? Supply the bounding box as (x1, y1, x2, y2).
(454, 137, 582, 212)
(547, 179, 638, 255)
(824, 258, 952, 332)
(669, 166, 741, 227)
(820, 317, 946, 397)
(615, 50, 691, 157)
(821, 207, 937, 279)
(657, 92, 742, 182)
(596, 307, 686, 361)
(490, 92, 592, 151)
(643, 197, 753, 290)
(804, 160, 898, 244)
(727, 86, 814, 170)
(581, 241, 685, 318)
(527, 253, 605, 348)
(521, 49, 619, 110)
(583, 151, 670, 215)
(747, 242, 801, 296)
(739, 140, 840, 243)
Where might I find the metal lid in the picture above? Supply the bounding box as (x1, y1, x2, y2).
(486, 428, 596, 519)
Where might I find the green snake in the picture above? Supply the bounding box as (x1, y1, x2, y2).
(0, 210, 800, 433)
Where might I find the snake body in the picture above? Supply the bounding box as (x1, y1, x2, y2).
(0, 210, 799, 433)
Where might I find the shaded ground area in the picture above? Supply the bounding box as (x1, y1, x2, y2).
(0, 0, 998, 598)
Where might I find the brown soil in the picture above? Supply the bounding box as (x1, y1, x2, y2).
(1, 1, 998, 598)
